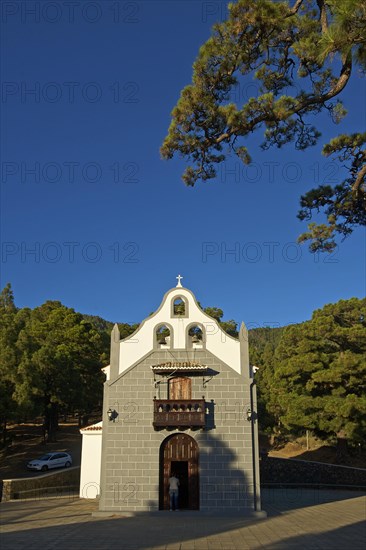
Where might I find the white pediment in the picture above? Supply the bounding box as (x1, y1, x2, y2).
(117, 286, 241, 375)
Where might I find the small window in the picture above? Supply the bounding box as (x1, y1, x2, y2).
(40, 454, 52, 461)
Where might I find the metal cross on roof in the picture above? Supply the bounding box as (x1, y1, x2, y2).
(176, 274, 183, 287)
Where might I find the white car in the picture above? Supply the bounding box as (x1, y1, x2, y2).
(27, 452, 72, 472)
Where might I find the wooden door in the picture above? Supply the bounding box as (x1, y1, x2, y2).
(169, 377, 191, 400)
(160, 434, 199, 510)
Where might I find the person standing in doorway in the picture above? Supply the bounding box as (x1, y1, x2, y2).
(168, 472, 180, 511)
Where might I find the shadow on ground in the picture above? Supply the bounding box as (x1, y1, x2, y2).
(261, 487, 366, 515)
(266, 520, 366, 549)
(0, 489, 365, 549)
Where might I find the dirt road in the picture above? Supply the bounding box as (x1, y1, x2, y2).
(0, 423, 83, 480)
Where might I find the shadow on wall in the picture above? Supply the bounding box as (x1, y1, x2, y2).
(205, 400, 216, 430)
(145, 431, 255, 512)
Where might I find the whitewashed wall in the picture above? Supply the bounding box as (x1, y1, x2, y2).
(118, 287, 241, 374)
(79, 423, 102, 499)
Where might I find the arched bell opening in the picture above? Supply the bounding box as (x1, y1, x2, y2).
(171, 296, 188, 318)
(155, 323, 173, 349)
(186, 323, 205, 349)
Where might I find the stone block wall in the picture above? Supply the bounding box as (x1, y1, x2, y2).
(260, 456, 366, 488)
(1, 467, 80, 501)
(99, 349, 257, 513)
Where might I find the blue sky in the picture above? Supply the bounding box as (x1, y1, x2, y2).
(1, 0, 365, 329)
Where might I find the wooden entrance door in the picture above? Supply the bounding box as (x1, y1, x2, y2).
(160, 434, 199, 510)
(168, 377, 191, 400)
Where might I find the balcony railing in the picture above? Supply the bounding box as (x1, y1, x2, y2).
(153, 398, 206, 428)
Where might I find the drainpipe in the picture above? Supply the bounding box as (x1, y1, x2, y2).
(250, 377, 261, 512)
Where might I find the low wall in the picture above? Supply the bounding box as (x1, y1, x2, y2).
(260, 456, 366, 488)
(1, 466, 80, 501)
(2, 459, 365, 502)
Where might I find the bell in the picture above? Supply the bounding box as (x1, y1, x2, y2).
(158, 337, 166, 345)
(192, 334, 200, 343)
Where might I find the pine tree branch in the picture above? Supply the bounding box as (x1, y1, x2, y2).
(316, 0, 328, 33)
(212, 55, 352, 146)
(352, 161, 366, 194)
(287, 0, 304, 16)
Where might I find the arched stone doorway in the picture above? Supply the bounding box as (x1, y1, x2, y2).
(159, 434, 199, 510)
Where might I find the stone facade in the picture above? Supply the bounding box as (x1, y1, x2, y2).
(97, 283, 262, 515)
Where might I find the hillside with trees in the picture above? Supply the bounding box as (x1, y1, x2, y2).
(260, 298, 366, 457)
(1, 283, 364, 460)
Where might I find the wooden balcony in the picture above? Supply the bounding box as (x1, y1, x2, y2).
(153, 398, 206, 429)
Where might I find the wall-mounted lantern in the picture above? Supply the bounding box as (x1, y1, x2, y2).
(107, 408, 118, 422)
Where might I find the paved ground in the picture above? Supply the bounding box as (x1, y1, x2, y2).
(0, 489, 365, 549)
